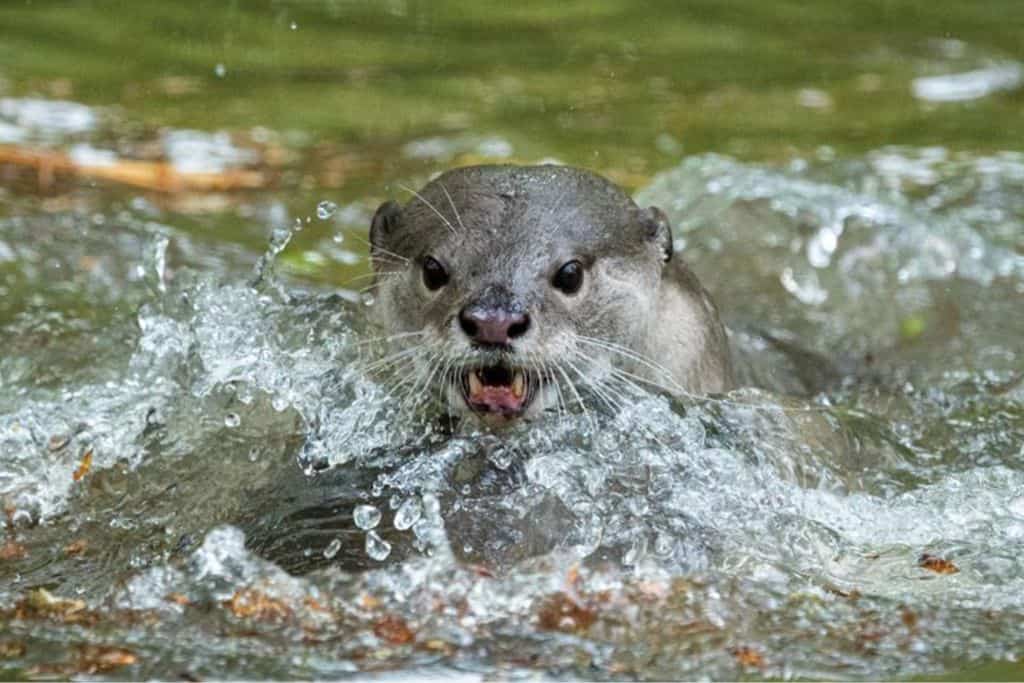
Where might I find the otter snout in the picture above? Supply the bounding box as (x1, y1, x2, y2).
(458, 285, 531, 348)
(459, 307, 530, 346)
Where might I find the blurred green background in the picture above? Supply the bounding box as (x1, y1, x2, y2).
(2, 0, 1022, 190)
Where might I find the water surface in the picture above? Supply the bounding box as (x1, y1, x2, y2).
(1, 3, 1023, 680)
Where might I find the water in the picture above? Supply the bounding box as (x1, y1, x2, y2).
(2, 3, 1023, 680)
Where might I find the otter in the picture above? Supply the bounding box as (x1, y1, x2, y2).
(366, 164, 733, 425)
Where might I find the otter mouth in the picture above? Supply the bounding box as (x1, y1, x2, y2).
(459, 364, 538, 419)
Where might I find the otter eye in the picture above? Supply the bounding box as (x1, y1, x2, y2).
(421, 256, 449, 291)
(552, 260, 584, 295)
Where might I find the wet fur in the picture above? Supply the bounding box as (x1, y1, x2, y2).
(366, 164, 734, 422)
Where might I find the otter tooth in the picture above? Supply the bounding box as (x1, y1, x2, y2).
(469, 370, 483, 396)
(512, 370, 525, 398)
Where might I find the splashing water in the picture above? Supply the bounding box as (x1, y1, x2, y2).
(1, 150, 1022, 679)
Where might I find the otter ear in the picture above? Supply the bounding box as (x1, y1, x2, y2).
(369, 200, 403, 265)
(642, 206, 673, 263)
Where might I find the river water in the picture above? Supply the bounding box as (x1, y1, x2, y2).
(1, 3, 1023, 680)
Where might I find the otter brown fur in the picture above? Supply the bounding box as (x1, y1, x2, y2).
(367, 164, 733, 424)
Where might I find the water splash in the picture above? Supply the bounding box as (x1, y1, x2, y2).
(1, 149, 1022, 679)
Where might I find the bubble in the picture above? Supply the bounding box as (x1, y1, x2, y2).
(360, 292, 376, 307)
(316, 200, 338, 220)
(224, 413, 240, 428)
(247, 447, 259, 462)
(268, 226, 293, 254)
(393, 497, 422, 531)
(332, 233, 345, 244)
(623, 535, 646, 565)
(289, 21, 298, 30)
(214, 63, 226, 78)
(353, 504, 381, 530)
(365, 530, 391, 561)
(491, 451, 512, 470)
(323, 538, 342, 560)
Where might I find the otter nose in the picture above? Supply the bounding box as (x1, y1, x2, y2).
(459, 307, 530, 346)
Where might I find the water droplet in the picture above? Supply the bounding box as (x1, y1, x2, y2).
(654, 532, 674, 557)
(422, 493, 441, 517)
(224, 413, 241, 428)
(236, 385, 255, 405)
(353, 504, 381, 530)
(394, 497, 422, 531)
(360, 292, 376, 307)
(489, 446, 512, 470)
(323, 537, 342, 559)
(268, 226, 293, 256)
(623, 535, 646, 565)
(214, 63, 227, 78)
(365, 530, 391, 561)
(316, 200, 338, 220)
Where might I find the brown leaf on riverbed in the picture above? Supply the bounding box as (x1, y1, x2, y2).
(12, 588, 98, 626)
(536, 592, 598, 634)
(64, 539, 88, 556)
(75, 645, 138, 673)
(28, 645, 137, 677)
(165, 592, 191, 607)
(373, 615, 415, 645)
(72, 449, 93, 481)
(223, 588, 293, 622)
(732, 646, 766, 668)
(918, 553, 959, 575)
(0, 541, 27, 561)
(0, 641, 26, 658)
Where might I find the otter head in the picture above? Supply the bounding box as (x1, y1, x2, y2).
(367, 164, 673, 426)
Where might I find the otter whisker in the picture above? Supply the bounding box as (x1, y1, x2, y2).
(438, 355, 460, 419)
(551, 367, 569, 425)
(579, 335, 832, 416)
(348, 330, 427, 350)
(574, 335, 685, 391)
(406, 346, 448, 415)
(563, 351, 626, 417)
(524, 350, 555, 423)
(438, 182, 466, 234)
(550, 362, 597, 435)
(355, 345, 424, 375)
(349, 232, 410, 265)
(388, 347, 443, 419)
(398, 183, 458, 237)
(566, 350, 677, 450)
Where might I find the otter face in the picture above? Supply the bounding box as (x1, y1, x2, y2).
(367, 165, 673, 426)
